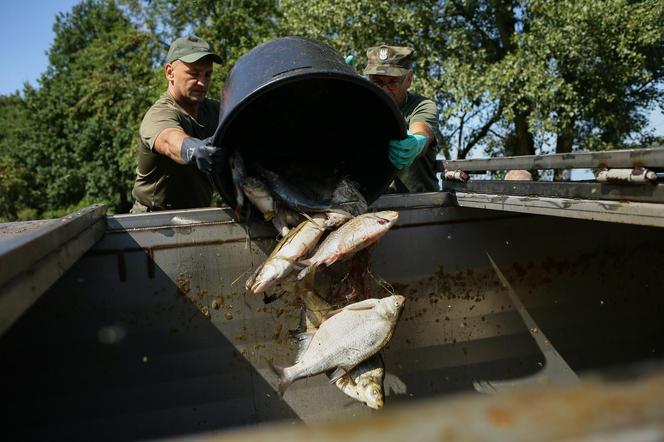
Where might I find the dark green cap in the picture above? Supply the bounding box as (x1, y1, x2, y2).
(167, 35, 222, 64)
(363, 45, 414, 77)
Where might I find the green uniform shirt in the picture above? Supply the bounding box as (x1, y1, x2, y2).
(132, 91, 220, 210)
(390, 92, 441, 193)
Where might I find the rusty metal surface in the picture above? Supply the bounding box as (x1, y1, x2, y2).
(596, 167, 657, 184)
(1, 199, 664, 440)
(0, 218, 57, 240)
(443, 181, 664, 204)
(439, 146, 664, 172)
(453, 191, 664, 228)
(0, 204, 107, 287)
(178, 371, 664, 442)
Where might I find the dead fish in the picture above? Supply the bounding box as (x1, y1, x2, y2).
(246, 216, 327, 293)
(331, 353, 385, 410)
(242, 176, 274, 221)
(297, 211, 399, 280)
(332, 178, 368, 216)
(299, 287, 335, 331)
(321, 210, 352, 229)
(272, 200, 303, 237)
(229, 150, 247, 218)
(257, 166, 341, 214)
(268, 294, 405, 395)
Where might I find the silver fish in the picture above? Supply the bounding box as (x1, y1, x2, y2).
(331, 353, 385, 410)
(331, 178, 368, 217)
(297, 211, 399, 280)
(321, 211, 352, 229)
(272, 200, 303, 237)
(295, 288, 385, 410)
(268, 294, 405, 395)
(229, 150, 247, 217)
(242, 176, 274, 221)
(246, 215, 327, 293)
(258, 166, 340, 213)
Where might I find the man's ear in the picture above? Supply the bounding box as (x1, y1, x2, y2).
(404, 70, 413, 88)
(165, 63, 175, 81)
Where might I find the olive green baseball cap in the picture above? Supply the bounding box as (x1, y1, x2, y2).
(363, 45, 414, 77)
(167, 35, 223, 64)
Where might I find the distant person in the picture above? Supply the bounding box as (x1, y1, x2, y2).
(131, 35, 223, 213)
(504, 170, 533, 181)
(364, 45, 442, 193)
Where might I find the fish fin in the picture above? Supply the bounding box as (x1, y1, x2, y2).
(383, 372, 408, 396)
(328, 366, 351, 384)
(322, 253, 341, 267)
(328, 207, 353, 218)
(299, 211, 315, 223)
(294, 331, 315, 364)
(296, 262, 316, 280)
(265, 358, 291, 397)
(342, 298, 379, 311)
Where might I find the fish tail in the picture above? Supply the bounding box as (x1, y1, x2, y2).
(266, 359, 292, 397)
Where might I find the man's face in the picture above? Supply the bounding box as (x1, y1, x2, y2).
(368, 71, 412, 107)
(166, 57, 214, 107)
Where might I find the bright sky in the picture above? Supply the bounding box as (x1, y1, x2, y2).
(0, 0, 81, 95)
(1, 0, 662, 137)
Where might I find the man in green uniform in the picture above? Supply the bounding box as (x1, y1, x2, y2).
(364, 45, 441, 193)
(131, 35, 223, 212)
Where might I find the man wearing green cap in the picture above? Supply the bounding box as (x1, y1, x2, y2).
(364, 45, 441, 193)
(131, 35, 224, 212)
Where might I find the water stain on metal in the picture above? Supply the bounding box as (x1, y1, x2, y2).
(145, 248, 156, 279)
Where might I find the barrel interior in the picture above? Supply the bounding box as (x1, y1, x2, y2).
(216, 76, 402, 206)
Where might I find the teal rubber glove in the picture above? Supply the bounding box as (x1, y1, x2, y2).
(344, 54, 355, 65)
(388, 131, 427, 169)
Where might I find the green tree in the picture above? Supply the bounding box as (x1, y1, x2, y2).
(280, 0, 664, 162)
(0, 94, 34, 220)
(24, 0, 161, 214)
(122, 0, 281, 93)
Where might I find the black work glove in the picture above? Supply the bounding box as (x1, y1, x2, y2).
(180, 136, 222, 176)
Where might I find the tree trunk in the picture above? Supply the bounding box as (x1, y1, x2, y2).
(513, 112, 535, 156)
(554, 121, 574, 181)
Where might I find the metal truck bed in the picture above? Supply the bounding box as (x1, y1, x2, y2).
(2, 193, 664, 441)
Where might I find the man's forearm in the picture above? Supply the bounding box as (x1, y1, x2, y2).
(409, 121, 434, 157)
(153, 127, 189, 163)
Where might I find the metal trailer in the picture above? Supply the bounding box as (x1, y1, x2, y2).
(2, 148, 664, 441)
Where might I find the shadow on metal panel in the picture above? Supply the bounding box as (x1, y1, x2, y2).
(0, 233, 298, 441)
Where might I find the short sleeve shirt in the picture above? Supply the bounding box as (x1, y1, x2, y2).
(390, 92, 441, 193)
(132, 91, 220, 210)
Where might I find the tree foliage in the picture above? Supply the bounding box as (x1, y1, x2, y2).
(0, 0, 662, 220)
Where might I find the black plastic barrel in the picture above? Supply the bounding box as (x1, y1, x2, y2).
(211, 36, 406, 209)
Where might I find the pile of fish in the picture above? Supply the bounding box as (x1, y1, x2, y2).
(228, 150, 405, 409)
